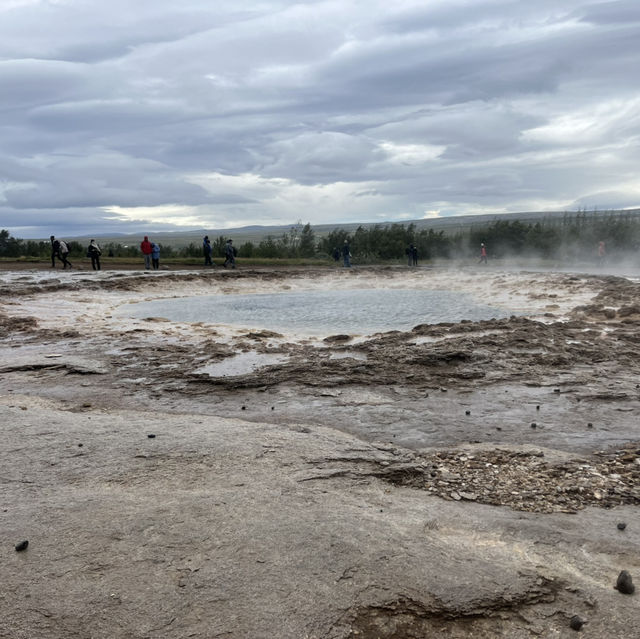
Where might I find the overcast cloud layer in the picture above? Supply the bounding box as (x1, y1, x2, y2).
(2, 0, 640, 238)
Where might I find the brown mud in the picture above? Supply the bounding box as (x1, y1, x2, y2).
(1, 265, 639, 638)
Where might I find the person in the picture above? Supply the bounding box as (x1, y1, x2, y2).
(223, 239, 236, 269)
(151, 242, 160, 270)
(479, 242, 487, 265)
(411, 244, 418, 266)
(203, 235, 213, 266)
(58, 239, 72, 269)
(342, 239, 351, 268)
(598, 241, 606, 265)
(50, 236, 61, 268)
(87, 239, 102, 270)
(332, 247, 340, 262)
(140, 236, 153, 270)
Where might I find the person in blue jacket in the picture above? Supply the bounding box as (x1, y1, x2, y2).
(151, 242, 160, 270)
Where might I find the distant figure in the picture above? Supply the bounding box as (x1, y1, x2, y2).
(151, 242, 160, 270)
(203, 235, 213, 266)
(140, 236, 153, 270)
(50, 236, 61, 268)
(58, 239, 72, 269)
(479, 243, 487, 265)
(598, 241, 606, 265)
(332, 247, 340, 262)
(223, 239, 236, 269)
(87, 239, 102, 270)
(342, 240, 351, 268)
(411, 244, 418, 266)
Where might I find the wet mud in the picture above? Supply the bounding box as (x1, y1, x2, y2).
(1, 265, 639, 638)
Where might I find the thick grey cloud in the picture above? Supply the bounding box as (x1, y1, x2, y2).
(1, 0, 639, 238)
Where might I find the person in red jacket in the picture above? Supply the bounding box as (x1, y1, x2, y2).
(140, 236, 153, 270)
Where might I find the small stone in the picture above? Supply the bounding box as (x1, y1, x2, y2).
(78, 443, 83, 447)
(617, 522, 627, 531)
(587, 422, 593, 428)
(615, 570, 634, 595)
(241, 406, 246, 410)
(569, 615, 584, 631)
(553, 388, 561, 393)
(271, 406, 275, 411)
(440, 388, 447, 392)
(536, 405, 540, 410)
(496, 427, 502, 431)
(465, 410, 471, 416)
(531, 423, 537, 428)
(15, 540, 28, 552)
(147, 434, 156, 439)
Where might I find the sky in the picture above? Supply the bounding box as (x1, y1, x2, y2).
(1, 0, 640, 238)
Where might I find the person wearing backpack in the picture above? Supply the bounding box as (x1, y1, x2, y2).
(87, 239, 102, 270)
(58, 239, 72, 269)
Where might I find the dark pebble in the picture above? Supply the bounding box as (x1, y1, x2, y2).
(78, 443, 83, 447)
(147, 434, 156, 439)
(553, 388, 561, 393)
(241, 406, 246, 410)
(617, 522, 627, 531)
(496, 427, 502, 431)
(536, 405, 540, 410)
(531, 423, 537, 428)
(15, 540, 28, 552)
(271, 406, 274, 411)
(587, 423, 593, 428)
(569, 615, 584, 631)
(465, 410, 471, 416)
(615, 570, 635, 595)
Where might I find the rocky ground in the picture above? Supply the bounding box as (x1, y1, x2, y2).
(1, 264, 639, 638)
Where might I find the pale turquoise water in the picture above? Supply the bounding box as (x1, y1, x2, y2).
(122, 288, 511, 335)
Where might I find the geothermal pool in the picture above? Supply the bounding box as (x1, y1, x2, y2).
(122, 288, 511, 335)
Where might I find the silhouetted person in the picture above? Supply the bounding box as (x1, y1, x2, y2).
(332, 247, 340, 262)
(479, 243, 487, 265)
(342, 240, 351, 267)
(223, 239, 236, 269)
(203, 235, 213, 266)
(151, 242, 160, 270)
(50, 236, 61, 268)
(87, 239, 102, 270)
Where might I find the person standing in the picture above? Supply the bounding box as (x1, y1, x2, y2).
(223, 239, 236, 269)
(58, 239, 72, 269)
(50, 236, 61, 268)
(151, 242, 160, 270)
(598, 241, 606, 265)
(203, 235, 213, 266)
(411, 244, 418, 266)
(87, 239, 102, 270)
(342, 240, 351, 268)
(479, 243, 487, 265)
(140, 236, 153, 270)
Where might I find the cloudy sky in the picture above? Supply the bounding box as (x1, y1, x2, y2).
(2, 0, 640, 238)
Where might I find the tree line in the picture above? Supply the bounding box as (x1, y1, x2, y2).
(2, 212, 640, 262)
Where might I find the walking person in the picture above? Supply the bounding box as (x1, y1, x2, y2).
(87, 239, 102, 270)
(223, 239, 236, 269)
(58, 239, 72, 269)
(151, 242, 160, 270)
(50, 235, 61, 268)
(342, 240, 351, 268)
(203, 235, 213, 266)
(479, 243, 488, 265)
(140, 236, 153, 270)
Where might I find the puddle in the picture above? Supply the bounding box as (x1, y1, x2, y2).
(196, 352, 288, 377)
(121, 289, 512, 336)
(328, 351, 368, 361)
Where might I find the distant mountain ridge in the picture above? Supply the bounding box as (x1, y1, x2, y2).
(60, 208, 640, 248)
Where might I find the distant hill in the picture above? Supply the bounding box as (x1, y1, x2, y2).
(60, 208, 640, 248)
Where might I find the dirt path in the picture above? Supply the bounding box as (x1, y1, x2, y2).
(1, 266, 639, 638)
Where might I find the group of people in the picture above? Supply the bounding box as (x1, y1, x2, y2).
(203, 236, 237, 269)
(140, 236, 161, 270)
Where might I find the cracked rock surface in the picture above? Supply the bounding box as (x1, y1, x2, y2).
(1, 265, 639, 638)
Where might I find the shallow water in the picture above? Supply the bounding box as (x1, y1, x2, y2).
(122, 288, 511, 336)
